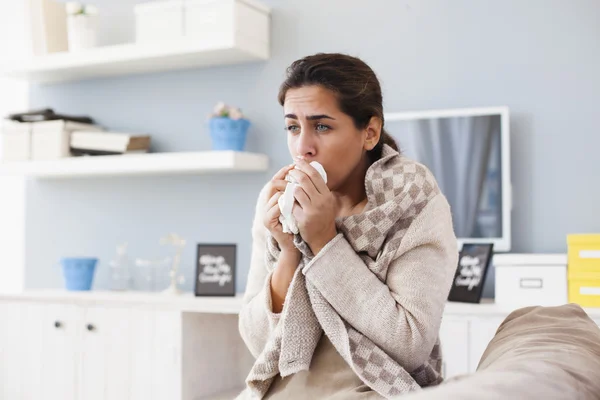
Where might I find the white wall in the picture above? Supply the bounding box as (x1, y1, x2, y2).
(0, 1, 30, 293)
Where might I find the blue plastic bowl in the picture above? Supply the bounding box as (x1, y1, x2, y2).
(60, 257, 98, 291)
(209, 117, 250, 151)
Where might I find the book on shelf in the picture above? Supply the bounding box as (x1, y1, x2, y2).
(70, 131, 151, 155)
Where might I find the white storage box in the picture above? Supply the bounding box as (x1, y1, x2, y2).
(31, 120, 103, 160)
(494, 254, 568, 308)
(1, 120, 32, 162)
(184, 0, 270, 48)
(26, 0, 69, 56)
(134, 0, 184, 43)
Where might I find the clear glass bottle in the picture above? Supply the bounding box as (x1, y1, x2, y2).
(108, 243, 131, 291)
(133, 257, 171, 292)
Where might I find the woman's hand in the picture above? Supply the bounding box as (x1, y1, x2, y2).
(263, 164, 302, 313)
(263, 164, 297, 253)
(288, 157, 338, 255)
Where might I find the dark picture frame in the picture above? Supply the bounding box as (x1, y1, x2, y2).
(194, 244, 236, 297)
(448, 243, 494, 303)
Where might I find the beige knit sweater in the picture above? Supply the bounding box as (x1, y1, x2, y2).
(238, 146, 458, 399)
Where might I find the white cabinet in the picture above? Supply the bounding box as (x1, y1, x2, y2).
(468, 318, 505, 370)
(0, 301, 24, 399)
(0, 292, 251, 400)
(439, 319, 469, 378)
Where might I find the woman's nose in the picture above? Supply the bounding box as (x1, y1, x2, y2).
(295, 131, 316, 158)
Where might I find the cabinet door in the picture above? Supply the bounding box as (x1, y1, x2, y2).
(79, 306, 131, 400)
(128, 308, 180, 400)
(469, 318, 505, 371)
(129, 308, 155, 400)
(439, 318, 469, 378)
(153, 310, 181, 400)
(21, 303, 45, 400)
(0, 301, 24, 399)
(41, 304, 80, 400)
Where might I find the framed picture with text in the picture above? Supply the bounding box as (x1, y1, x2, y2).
(448, 243, 494, 303)
(194, 244, 236, 297)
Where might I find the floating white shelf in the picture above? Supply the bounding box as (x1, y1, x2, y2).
(0, 290, 245, 314)
(1, 36, 269, 84)
(0, 151, 269, 179)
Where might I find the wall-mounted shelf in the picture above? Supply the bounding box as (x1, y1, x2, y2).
(0, 290, 245, 314)
(0, 151, 269, 179)
(1, 37, 269, 84)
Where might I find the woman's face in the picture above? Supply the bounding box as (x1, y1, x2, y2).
(283, 85, 377, 191)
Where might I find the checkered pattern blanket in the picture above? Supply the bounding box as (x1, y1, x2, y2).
(245, 145, 444, 398)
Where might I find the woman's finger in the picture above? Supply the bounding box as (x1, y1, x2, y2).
(293, 158, 329, 194)
(264, 203, 282, 228)
(270, 179, 288, 194)
(272, 163, 296, 181)
(291, 201, 304, 222)
(266, 203, 281, 220)
(266, 191, 283, 209)
(265, 164, 295, 199)
(288, 169, 319, 201)
(293, 185, 311, 209)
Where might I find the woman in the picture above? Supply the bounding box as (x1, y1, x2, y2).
(238, 53, 458, 399)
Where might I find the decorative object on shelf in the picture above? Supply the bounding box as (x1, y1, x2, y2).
(448, 243, 494, 303)
(108, 242, 131, 291)
(132, 256, 171, 292)
(184, 0, 271, 46)
(567, 234, 600, 308)
(70, 131, 151, 156)
(66, 2, 99, 52)
(208, 102, 250, 151)
(134, 0, 184, 43)
(195, 244, 236, 296)
(160, 233, 187, 295)
(8, 108, 94, 124)
(1, 120, 32, 162)
(31, 119, 103, 160)
(60, 257, 98, 291)
(494, 253, 568, 309)
(26, 0, 69, 56)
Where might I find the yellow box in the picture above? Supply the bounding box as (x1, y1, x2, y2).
(567, 234, 600, 273)
(568, 273, 600, 308)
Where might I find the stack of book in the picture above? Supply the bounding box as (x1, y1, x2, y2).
(70, 131, 151, 156)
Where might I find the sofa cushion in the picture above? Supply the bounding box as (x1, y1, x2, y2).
(399, 304, 600, 400)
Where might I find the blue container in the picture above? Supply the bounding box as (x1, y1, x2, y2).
(60, 257, 98, 291)
(209, 117, 250, 151)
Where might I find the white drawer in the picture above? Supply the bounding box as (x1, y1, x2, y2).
(495, 265, 567, 308)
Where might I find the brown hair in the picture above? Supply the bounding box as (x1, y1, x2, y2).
(278, 53, 398, 162)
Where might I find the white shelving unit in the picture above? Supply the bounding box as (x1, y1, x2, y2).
(1, 36, 269, 84)
(0, 151, 269, 179)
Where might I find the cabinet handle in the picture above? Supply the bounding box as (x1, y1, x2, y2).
(54, 321, 62, 329)
(86, 324, 95, 332)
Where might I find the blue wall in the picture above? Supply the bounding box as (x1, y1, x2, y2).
(27, 0, 600, 296)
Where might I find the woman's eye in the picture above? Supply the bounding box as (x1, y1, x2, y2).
(286, 125, 300, 134)
(316, 123, 330, 132)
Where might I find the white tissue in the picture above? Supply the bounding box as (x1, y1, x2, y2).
(278, 161, 328, 234)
